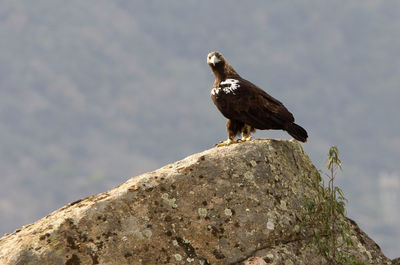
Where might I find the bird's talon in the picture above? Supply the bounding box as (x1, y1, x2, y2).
(216, 139, 237, 147)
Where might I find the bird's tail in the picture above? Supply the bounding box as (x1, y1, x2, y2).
(284, 122, 308, 142)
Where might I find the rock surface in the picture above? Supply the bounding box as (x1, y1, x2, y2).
(0, 139, 393, 265)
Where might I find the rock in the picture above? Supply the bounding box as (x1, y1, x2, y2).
(244, 257, 267, 265)
(0, 139, 393, 264)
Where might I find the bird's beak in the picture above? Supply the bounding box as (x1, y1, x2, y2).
(209, 55, 220, 66)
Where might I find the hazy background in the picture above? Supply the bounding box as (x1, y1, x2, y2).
(1, 0, 399, 258)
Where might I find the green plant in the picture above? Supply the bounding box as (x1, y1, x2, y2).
(301, 146, 365, 265)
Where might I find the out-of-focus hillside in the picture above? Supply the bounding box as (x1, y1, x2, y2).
(0, 0, 399, 258)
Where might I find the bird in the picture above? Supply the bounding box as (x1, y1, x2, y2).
(207, 51, 308, 146)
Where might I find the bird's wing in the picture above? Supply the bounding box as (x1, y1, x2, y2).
(231, 78, 294, 128)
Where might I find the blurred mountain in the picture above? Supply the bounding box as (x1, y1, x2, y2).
(0, 0, 399, 258)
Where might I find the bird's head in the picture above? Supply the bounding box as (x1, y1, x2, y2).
(207, 51, 239, 80)
(207, 51, 225, 67)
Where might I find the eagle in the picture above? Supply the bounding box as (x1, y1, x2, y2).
(207, 51, 308, 146)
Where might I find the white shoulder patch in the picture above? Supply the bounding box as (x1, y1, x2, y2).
(211, 87, 219, 95)
(211, 79, 240, 96)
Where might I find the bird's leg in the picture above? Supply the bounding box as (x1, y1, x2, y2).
(216, 130, 238, 147)
(239, 124, 254, 142)
(216, 119, 241, 147)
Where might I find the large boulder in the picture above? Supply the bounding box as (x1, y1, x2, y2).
(0, 140, 392, 264)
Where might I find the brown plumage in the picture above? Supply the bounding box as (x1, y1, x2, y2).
(207, 51, 308, 145)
